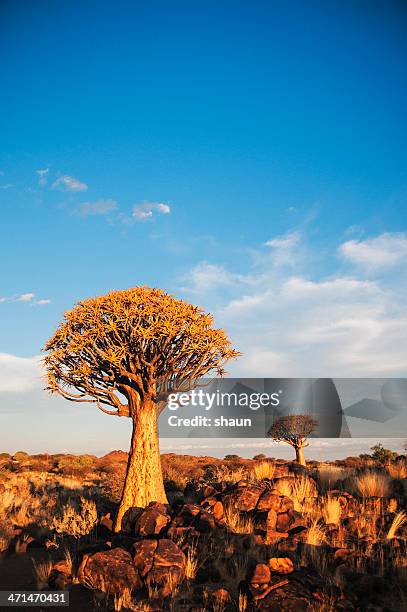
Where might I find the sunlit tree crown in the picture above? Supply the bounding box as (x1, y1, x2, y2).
(44, 286, 240, 415)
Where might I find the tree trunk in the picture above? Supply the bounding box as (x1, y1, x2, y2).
(114, 399, 168, 532)
(295, 445, 306, 466)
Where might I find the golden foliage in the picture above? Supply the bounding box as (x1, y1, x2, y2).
(43, 286, 240, 415)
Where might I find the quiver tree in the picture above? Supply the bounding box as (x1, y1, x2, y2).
(267, 414, 318, 466)
(43, 287, 239, 531)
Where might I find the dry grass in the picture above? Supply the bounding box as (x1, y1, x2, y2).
(212, 465, 247, 484)
(352, 470, 391, 498)
(387, 462, 407, 480)
(185, 541, 199, 580)
(224, 504, 254, 534)
(387, 511, 407, 540)
(317, 465, 352, 492)
(306, 520, 327, 546)
(51, 497, 98, 537)
(250, 461, 275, 481)
(291, 476, 316, 513)
(113, 588, 132, 611)
(322, 495, 341, 525)
(32, 557, 53, 589)
(162, 464, 189, 491)
(238, 592, 248, 612)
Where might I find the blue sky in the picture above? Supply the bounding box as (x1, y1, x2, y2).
(1, 0, 407, 455)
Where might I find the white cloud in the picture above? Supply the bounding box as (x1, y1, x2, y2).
(133, 201, 171, 220)
(181, 232, 407, 377)
(339, 233, 407, 270)
(77, 199, 117, 216)
(0, 353, 42, 393)
(16, 293, 35, 302)
(265, 231, 300, 250)
(264, 231, 301, 267)
(183, 262, 244, 294)
(0, 293, 51, 305)
(52, 175, 88, 192)
(36, 168, 49, 186)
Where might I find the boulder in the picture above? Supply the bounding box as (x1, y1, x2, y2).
(268, 557, 294, 574)
(250, 563, 271, 585)
(196, 510, 216, 533)
(212, 588, 231, 604)
(257, 491, 281, 511)
(276, 512, 292, 533)
(135, 505, 170, 536)
(145, 539, 186, 597)
(224, 485, 265, 512)
(279, 496, 294, 513)
(78, 547, 142, 593)
(132, 539, 158, 577)
(266, 509, 278, 531)
(120, 507, 143, 534)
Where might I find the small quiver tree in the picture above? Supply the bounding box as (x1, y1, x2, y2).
(43, 287, 240, 531)
(267, 414, 318, 466)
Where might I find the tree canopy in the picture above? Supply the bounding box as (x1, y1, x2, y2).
(43, 286, 240, 416)
(267, 414, 318, 448)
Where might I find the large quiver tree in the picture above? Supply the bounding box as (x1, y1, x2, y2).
(43, 287, 239, 531)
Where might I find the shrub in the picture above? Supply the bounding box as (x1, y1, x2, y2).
(387, 511, 407, 539)
(51, 496, 98, 537)
(370, 443, 398, 465)
(211, 465, 246, 484)
(291, 476, 317, 512)
(322, 496, 341, 525)
(224, 454, 241, 461)
(224, 504, 254, 534)
(13, 451, 29, 462)
(306, 520, 327, 546)
(352, 470, 391, 498)
(317, 465, 352, 492)
(253, 454, 266, 461)
(250, 461, 275, 481)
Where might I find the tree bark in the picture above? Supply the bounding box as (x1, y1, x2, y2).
(295, 445, 306, 466)
(114, 399, 168, 532)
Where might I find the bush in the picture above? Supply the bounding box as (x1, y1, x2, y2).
(370, 443, 398, 465)
(224, 454, 241, 461)
(253, 454, 266, 461)
(51, 496, 98, 537)
(352, 470, 392, 497)
(13, 451, 29, 462)
(57, 455, 96, 475)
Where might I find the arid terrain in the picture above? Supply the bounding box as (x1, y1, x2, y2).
(0, 449, 406, 611)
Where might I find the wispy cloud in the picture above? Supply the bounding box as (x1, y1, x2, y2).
(1, 293, 51, 305)
(36, 168, 49, 186)
(52, 175, 88, 192)
(0, 353, 41, 393)
(133, 201, 171, 221)
(182, 262, 249, 294)
(76, 198, 117, 216)
(0, 183, 13, 190)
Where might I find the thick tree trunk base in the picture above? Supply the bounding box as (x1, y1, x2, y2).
(114, 402, 168, 532)
(295, 446, 306, 466)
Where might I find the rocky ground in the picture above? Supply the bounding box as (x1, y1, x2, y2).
(0, 451, 407, 611)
